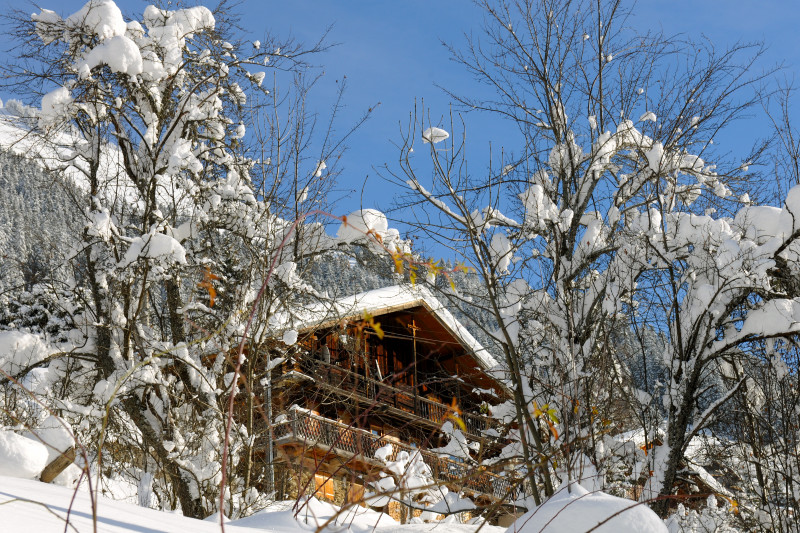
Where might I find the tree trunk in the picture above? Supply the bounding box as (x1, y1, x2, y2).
(165, 278, 186, 345)
(123, 396, 205, 518)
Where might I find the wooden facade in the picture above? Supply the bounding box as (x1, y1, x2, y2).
(260, 288, 520, 514)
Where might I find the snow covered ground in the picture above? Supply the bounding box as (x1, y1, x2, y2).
(0, 476, 506, 533)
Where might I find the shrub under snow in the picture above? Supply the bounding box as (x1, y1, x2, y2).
(507, 482, 667, 533)
(0, 330, 52, 376)
(0, 430, 49, 479)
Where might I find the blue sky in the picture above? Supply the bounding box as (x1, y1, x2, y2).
(1, 0, 798, 233)
(221, 1, 800, 218)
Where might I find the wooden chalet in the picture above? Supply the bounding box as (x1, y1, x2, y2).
(261, 285, 520, 515)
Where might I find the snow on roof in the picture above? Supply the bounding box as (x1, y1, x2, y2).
(275, 284, 501, 375)
(686, 460, 733, 497)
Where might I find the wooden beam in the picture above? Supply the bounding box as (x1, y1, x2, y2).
(40, 446, 76, 483)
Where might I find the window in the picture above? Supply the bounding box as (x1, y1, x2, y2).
(314, 474, 335, 501)
(347, 482, 365, 505)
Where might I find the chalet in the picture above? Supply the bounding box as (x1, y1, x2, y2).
(260, 285, 520, 518)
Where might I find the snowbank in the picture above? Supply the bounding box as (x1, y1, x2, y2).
(0, 431, 49, 479)
(0, 476, 296, 532)
(0, 477, 506, 533)
(231, 497, 397, 532)
(24, 415, 74, 464)
(506, 482, 667, 533)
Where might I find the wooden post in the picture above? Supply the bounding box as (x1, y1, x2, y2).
(40, 446, 76, 483)
(408, 319, 420, 413)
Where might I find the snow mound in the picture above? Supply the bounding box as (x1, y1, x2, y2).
(39, 87, 73, 128)
(0, 430, 49, 479)
(733, 205, 783, 244)
(230, 497, 397, 532)
(426, 491, 477, 514)
(639, 111, 657, 122)
(282, 329, 298, 346)
(24, 416, 74, 463)
(507, 482, 667, 533)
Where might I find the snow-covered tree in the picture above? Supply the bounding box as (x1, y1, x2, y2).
(0, 0, 381, 519)
(368, 444, 439, 524)
(390, 0, 797, 522)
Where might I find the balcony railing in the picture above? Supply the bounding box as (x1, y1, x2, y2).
(278, 353, 498, 441)
(272, 409, 520, 502)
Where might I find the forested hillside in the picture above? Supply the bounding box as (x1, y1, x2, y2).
(0, 152, 501, 353)
(0, 146, 82, 292)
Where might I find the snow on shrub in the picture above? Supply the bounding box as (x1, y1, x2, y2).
(507, 482, 667, 533)
(337, 209, 405, 253)
(24, 415, 74, 463)
(665, 496, 740, 533)
(421, 127, 449, 144)
(0, 430, 49, 479)
(119, 232, 187, 267)
(0, 331, 52, 376)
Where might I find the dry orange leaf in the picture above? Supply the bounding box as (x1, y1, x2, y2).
(198, 267, 220, 307)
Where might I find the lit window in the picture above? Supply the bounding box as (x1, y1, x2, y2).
(314, 474, 335, 501)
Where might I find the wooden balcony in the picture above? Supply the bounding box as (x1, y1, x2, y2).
(276, 353, 499, 441)
(272, 408, 520, 503)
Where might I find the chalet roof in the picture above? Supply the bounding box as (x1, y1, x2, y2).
(276, 284, 501, 377)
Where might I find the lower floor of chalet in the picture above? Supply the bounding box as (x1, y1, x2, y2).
(266, 406, 523, 510)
